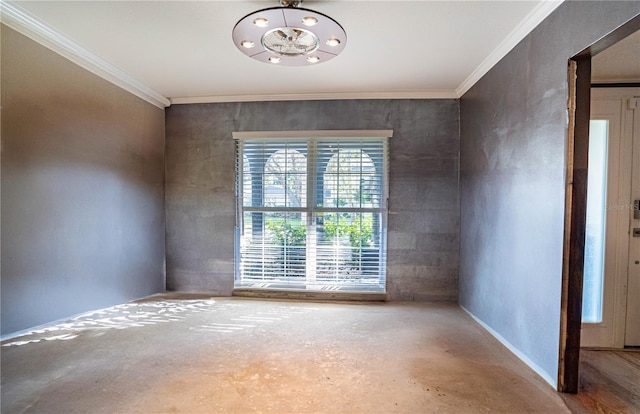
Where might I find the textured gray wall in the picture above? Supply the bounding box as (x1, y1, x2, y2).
(166, 100, 459, 300)
(459, 1, 640, 386)
(1, 26, 166, 335)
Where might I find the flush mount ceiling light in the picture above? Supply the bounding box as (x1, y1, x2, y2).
(232, 0, 347, 66)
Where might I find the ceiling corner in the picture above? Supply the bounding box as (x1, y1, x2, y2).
(455, 0, 565, 98)
(1, 1, 170, 109)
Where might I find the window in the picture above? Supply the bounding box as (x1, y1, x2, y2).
(234, 130, 391, 292)
(582, 120, 609, 323)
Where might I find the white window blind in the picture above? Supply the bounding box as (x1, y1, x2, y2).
(234, 132, 390, 292)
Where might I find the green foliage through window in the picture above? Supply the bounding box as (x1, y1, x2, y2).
(265, 218, 306, 246)
(323, 214, 374, 248)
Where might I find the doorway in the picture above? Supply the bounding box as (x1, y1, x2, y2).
(581, 87, 640, 348)
(559, 16, 640, 394)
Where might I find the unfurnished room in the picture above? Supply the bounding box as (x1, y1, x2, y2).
(1, 1, 639, 413)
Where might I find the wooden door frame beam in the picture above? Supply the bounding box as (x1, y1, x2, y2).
(558, 15, 640, 394)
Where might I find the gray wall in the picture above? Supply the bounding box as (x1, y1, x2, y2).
(166, 100, 459, 301)
(459, 1, 640, 387)
(1, 26, 166, 335)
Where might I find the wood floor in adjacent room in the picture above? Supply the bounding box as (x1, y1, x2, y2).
(0, 295, 589, 413)
(560, 348, 640, 413)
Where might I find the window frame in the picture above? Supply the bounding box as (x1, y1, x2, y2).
(233, 130, 392, 292)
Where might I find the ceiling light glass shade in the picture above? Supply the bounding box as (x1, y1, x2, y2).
(262, 27, 319, 56)
(232, 6, 347, 66)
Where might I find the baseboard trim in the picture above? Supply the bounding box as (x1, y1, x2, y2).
(460, 305, 558, 389)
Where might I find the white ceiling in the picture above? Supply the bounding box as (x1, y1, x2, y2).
(4, 1, 565, 106)
(592, 30, 640, 83)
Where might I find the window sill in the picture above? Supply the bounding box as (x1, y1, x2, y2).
(232, 287, 388, 302)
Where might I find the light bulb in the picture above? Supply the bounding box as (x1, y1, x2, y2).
(302, 16, 318, 26)
(253, 17, 268, 27)
(326, 38, 341, 47)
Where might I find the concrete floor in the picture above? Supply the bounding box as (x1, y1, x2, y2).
(2, 295, 572, 413)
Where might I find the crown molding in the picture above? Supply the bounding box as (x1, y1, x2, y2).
(1, 1, 170, 109)
(456, 0, 564, 98)
(170, 90, 458, 105)
(0, 0, 565, 106)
